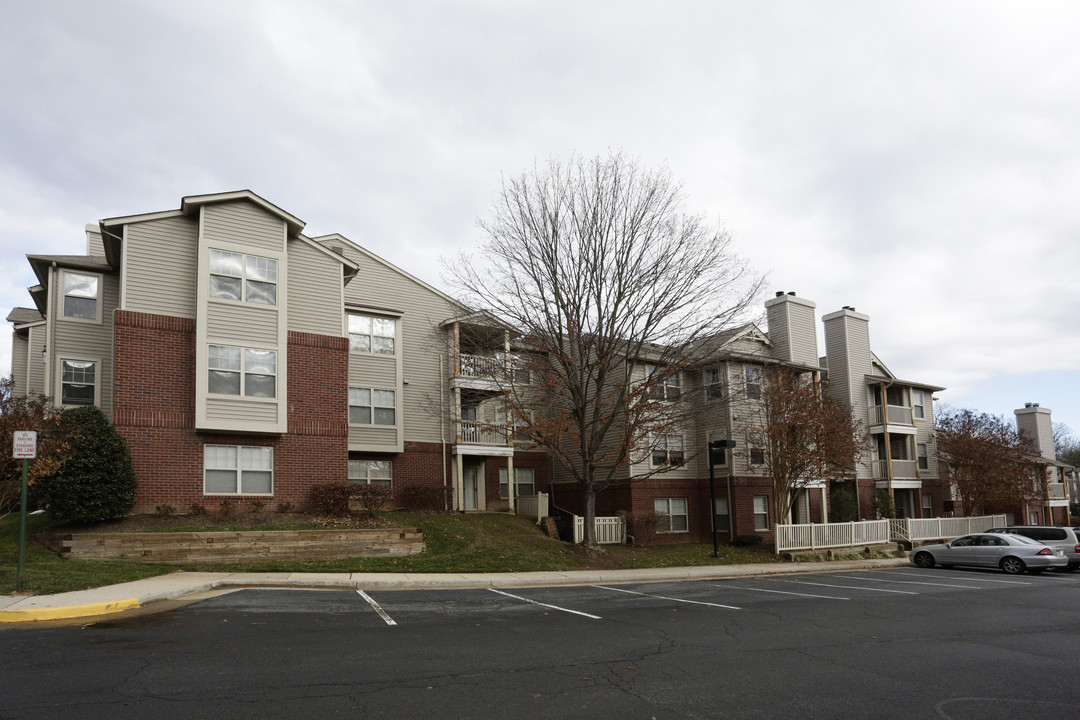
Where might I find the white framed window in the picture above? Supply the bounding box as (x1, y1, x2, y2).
(713, 497, 730, 533)
(654, 497, 689, 533)
(913, 390, 925, 419)
(921, 492, 933, 519)
(651, 434, 685, 466)
(496, 406, 534, 441)
(641, 363, 681, 401)
(704, 368, 724, 401)
(753, 496, 770, 531)
(750, 447, 766, 465)
(744, 365, 762, 400)
(349, 387, 396, 425)
(348, 459, 393, 487)
(208, 345, 277, 398)
(204, 445, 273, 495)
(348, 314, 396, 354)
(62, 270, 102, 322)
(209, 249, 278, 305)
(60, 359, 97, 406)
(917, 443, 929, 470)
(499, 467, 536, 499)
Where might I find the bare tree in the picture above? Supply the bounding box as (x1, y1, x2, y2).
(1053, 422, 1080, 467)
(448, 153, 760, 545)
(936, 407, 1040, 515)
(738, 366, 863, 526)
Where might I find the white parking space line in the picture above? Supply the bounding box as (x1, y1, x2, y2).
(830, 574, 982, 589)
(783, 580, 917, 595)
(357, 590, 397, 626)
(593, 585, 741, 610)
(898, 571, 1030, 585)
(488, 589, 602, 619)
(716, 584, 849, 600)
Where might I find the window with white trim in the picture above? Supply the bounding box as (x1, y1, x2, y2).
(744, 365, 762, 400)
(204, 445, 273, 495)
(753, 495, 770, 531)
(348, 459, 393, 487)
(208, 345, 277, 398)
(651, 434, 685, 466)
(209, 249, 278, 305)
(643, 363, 681, 401)
(713, 497, 730, 532)
(62, 271, 101, 321)
(496, 406, 534, 441)
(913, 390, 925, 419)
(348, 314, 396, 354)
(654, 497, 689, 533)
(921, 492, 933, 519)
(499, 467, 536, 499)
(349, 387, 396, 425)
(704, 368, 724, 401)
(60, 359, 96, 406)
(917, 442, 928, 470)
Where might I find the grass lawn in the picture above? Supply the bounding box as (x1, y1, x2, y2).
(1, 510, 782, 597)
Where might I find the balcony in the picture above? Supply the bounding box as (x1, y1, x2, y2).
(871, 459, 919, 480)
(869, 404, 913, 427)
(1048, 482, 1068, 502)
(458, 421, 508, 446)
(459, 353, 501, 379)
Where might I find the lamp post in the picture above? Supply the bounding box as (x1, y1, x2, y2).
(708, 439, 736, 558)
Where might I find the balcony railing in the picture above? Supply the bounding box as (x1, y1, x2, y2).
(458, 354, 502, 379)
(871, 459, 918, 479)
(869, 404, 913, 426)
(1048, 482, 1067, 500)
(458, 420, 507, 446)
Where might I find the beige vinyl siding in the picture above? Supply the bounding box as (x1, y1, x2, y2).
(51, 273, 119, 419)
(123, 215, 199, 318)
(349, 425, 399, 450)
(336, 243, 460, 445)
(784, 302, 818, 366)
(287, 241, 343, 336)
(206, 398, 279, 424)
(85, 226, 105, 256)
(206, 302, 279, 346)
(27, 325, 46, 396)
(349, 354, 396, 387)
(202, 202, 286, 254)
(10, 332, 28, 397)
(692, 362, 733, 477)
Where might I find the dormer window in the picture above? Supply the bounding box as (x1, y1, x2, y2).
(209, 249, 277, 305)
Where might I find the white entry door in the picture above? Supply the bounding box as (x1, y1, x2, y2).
(463, 466, 479, 510)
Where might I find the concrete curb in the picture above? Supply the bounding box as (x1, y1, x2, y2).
(0, 557, 912, 624)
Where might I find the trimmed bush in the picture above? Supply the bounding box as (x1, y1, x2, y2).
(351, 484, 393, 519)
(308, 481, 353, 516)
(731, 534, 764, 547)
(37, 406, 137, 523)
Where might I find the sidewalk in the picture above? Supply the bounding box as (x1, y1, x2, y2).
(0, 557, 910, 624)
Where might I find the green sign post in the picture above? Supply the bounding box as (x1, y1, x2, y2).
(13, 430, 37, 592)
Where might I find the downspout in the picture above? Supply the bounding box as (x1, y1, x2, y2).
(725, 359, 737, 538)
(45, 262, 57, 402)
(440, 353, 448, 511)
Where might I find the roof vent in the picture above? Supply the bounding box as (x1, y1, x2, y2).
(775, 291, 785, 297)
(787, 291, 796, 296)
(1025, 402, 1033, 408)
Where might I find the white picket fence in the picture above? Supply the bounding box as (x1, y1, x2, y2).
(775, 520, 891, 553)
(889, 514, 1007, 542)
(573, 515, 626, 545)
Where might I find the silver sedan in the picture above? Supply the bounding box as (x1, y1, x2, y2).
(911, 532, 1068, 574)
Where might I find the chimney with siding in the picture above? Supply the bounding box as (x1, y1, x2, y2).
(1015, 404, 1056, 461)
(821, 306, 872, 416)
(765, 291, 819, 367)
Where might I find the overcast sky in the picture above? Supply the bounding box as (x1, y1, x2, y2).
(2, 1, 1078, 435)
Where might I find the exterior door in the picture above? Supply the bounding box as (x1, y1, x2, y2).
(463, 466, 479, 510)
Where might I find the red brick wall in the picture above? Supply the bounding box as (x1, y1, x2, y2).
(114, 310, 349, 512)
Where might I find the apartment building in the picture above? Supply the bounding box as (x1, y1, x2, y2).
(7, 191, 548, 513)
(1007, 403, 1075, 525)
(546, 292, 948, 543)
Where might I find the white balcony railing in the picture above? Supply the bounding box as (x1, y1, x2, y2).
(1048, 482, 1067, 500)
(459, 354, 501, 379)
(458, 421, 507, 446)
(869, 404, 913, 426)
(871, 459, 919, 479)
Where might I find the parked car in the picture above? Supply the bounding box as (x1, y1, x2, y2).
(911, 533, 1067, 574)
(985, 525, 1080, 571)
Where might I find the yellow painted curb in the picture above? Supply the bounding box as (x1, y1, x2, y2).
(0, 598, 140, 623)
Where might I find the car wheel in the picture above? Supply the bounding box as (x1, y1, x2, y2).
(1000, 556, 1026, 575)
(913, 551, 935, 569)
